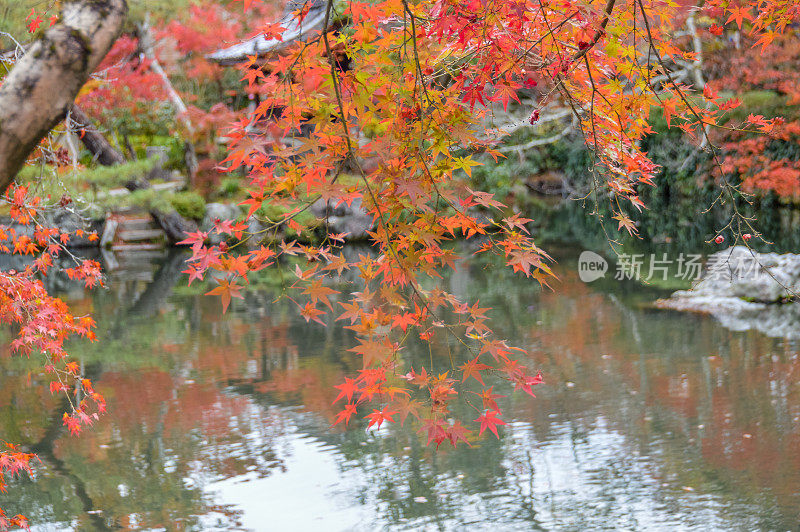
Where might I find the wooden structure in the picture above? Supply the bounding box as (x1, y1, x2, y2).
(207, 0, 327, 65)
(103, 212, 167, 251)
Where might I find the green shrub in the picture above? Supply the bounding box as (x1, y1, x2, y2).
(169, 191, 206, 220)
(218, 177, 242, 198)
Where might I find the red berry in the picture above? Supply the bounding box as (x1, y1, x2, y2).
(219, 242, 228, 252)
(529, 109, 540, 124)
(743, 233, 752, 240)
(714, 235, 724, 244)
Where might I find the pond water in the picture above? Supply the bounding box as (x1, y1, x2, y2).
(1, 246, 798, 531)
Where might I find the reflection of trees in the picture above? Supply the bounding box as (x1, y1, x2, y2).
(463, 254, 800, 526)
(2, 249, 800, 528)
(125, 249, 190, 319)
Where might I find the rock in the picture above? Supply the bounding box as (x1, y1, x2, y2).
(100, 218, 118, 248)
(657, 246, 800, 338)
(0, 209, 103, 248)
(0, 253, 34, 272)
(246, 216, 265, 244)
(202, 202, 242, 228)
(311, 198, 374, 240)
(153, 209, 198, 244)
(670, 246, 800, 303)
(201, 202, 242, 243)
(41, 209, 104, 247)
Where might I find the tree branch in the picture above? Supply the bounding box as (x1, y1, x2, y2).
(572, 0, 616, 62)
(0, 0, 128, 193)
(69, 105, 126, 166)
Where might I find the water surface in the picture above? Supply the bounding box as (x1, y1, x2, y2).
(0, 247, 798, 531)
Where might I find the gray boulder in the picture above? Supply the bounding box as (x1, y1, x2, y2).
(671, 246, 800, 303)
(657, 246, 800, 338)
(41, 209, 104, 247)
(201, 202, 242, 243)
(311, 198, 373, 240)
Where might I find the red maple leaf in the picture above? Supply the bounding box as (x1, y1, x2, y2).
(333, 378, 360, 404)
(365, 408, 397, 429)
(459, 356, 491, 385)
(446, 422, 471, 447)
(475, 410, 506, 438)
(333, 403, 358, 426)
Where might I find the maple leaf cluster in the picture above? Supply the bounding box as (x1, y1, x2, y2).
(185, 0, 566, 447)
(0, 443, 33, 531)
(0, 185, 105, 528)
(700, 28, 800, 201)
(184, 0, 800, 445)
(183, 0, 800, 444)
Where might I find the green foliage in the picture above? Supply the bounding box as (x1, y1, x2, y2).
(169, 191, 206, 220)
(15, 160, 156, 212)
(257, 202, 316, 227)
(723, 90, 800, 123)
(128, 136, 186, 171)
(78, 159, 157, 187)
(217, 177, 242, 198)
(470, 159, 518, 200)
(100, 102, 177, 139)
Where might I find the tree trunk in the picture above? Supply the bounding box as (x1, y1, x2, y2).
(69, 105, 126, 166)
(151, 209, 198, 244)
(137, 15, 198, 182)
(0, 0, 128, 194)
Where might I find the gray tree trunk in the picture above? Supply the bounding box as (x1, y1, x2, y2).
(69, 105, 126, 166)
(0, 0, 128, 193)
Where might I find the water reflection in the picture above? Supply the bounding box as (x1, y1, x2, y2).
(0, 247, 798, 530)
